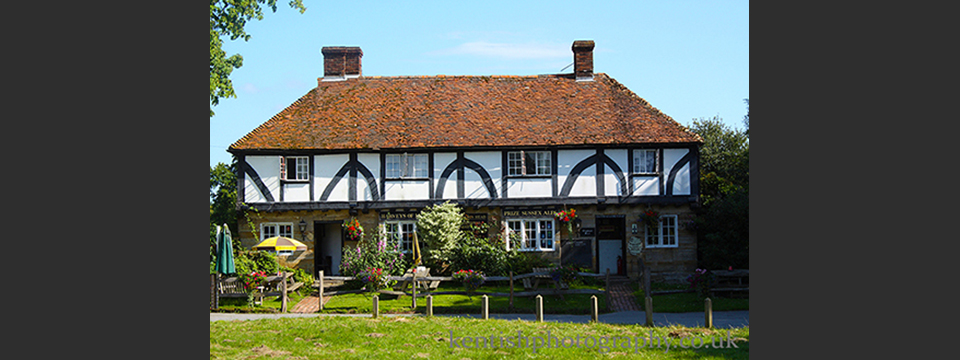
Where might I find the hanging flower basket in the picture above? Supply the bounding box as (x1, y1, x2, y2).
(555, 208, 578, 233)
(639, 209, 660, 230)
(343, 218, 364, 242)
(452, 269, 485, 293)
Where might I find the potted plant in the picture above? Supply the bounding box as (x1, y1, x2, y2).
(358, 267, 390, 293)
(639, 209, 660, 231)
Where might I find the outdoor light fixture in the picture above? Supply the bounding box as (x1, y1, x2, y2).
(298, 219, 307, 240)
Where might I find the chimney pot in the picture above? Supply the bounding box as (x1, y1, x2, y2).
(572, 40, 595, 81)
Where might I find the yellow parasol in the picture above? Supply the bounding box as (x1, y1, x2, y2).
(412, 231, 422, 266)
(252, 236, 307, 274)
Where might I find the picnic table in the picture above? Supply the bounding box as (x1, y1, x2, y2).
(395, 267, 440, 292)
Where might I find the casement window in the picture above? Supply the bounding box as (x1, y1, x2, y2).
(260, 223, 294, 241)
(506, 218, 555, 251)
(280, 156, 309, 181)
(633, 149, 658, 174)
(645, 215, 678, 247)
(383, 221, 416, 253)
(385, 153, 428, 179)
(507, 150, 551, 176)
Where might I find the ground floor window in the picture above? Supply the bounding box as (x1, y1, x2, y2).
(645, 215, 678, 247)
(383, 221, 415, 253)
(260, 223, 293, 241)
(506, 218, 555, 251)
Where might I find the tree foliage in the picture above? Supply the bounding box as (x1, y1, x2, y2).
(210, 159, 239, 259)
(690, 101, 750, 270)
(210, 0, 306, 117)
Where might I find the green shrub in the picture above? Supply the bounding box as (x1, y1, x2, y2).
(340, 226, 407, 278)
(234, 249, 279, 276)
(416, 201, 464, 272)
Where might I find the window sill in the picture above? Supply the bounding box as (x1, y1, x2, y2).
(506, 175, 553, 179)
(384, 178, 430, 181)
(281, 179, 310, 184)
(630, 173, 660, 177)
(645, 245, 678, 249)
(516, 248, 556, 252)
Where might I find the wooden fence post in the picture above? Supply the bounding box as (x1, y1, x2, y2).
(426, 295, 433, 317)
(705, 298, 713, 329)
(372, 295, 379, 319)
(535, 295, 543, 322)
(213, 273, 219, 310)
(509, 271, 514, 309)
(645, 296, 654, 327)
(318, 270, 324, 312)
(482, 295, 489, 320)
(590, 295, 598, 323)
(281, 272, 288, 313)
(604, 268, 611, 301)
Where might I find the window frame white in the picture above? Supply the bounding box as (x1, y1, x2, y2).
(505, 217, 556, 251)
(385, 153, 428, 179)
(281, 156, 310, 181)
(382, 220, 416, 253)
(632, 149, 659, 174)
(644, 214, 678, 248)
(260, 222, 294, 241)
(507, 150, 551, 177)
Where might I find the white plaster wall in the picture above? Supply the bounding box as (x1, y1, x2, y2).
(464, 151, 501, 199)
(358, 153, 381, 201)
(284, 183, 310, 201)
(506, 178, 552, 198)
(603, 149, 627, 197)
(632, 177, 660, 196)
(672, 163, 691, 195)
(245, 156, 281, 202)
(385, 181, 431, 200)
(663, 149, 690, 196)
(558, 149, 596, 197)
(314, 154, 350, 202)
(434, 153, 458, 200)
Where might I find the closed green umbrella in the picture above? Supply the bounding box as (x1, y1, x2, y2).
(215, 224, 236, 275)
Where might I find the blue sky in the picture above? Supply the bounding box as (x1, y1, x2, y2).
(210, 1, 749, 167)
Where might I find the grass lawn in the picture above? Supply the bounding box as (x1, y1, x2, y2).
(631, 283, 750, 313)
(321, 283, 609, 315)
(210, 315, 749, 359)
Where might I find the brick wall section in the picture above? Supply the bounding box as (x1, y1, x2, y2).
(240, 203, 698, 284)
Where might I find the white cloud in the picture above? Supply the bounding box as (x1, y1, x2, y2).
(430, 41, 569, 59)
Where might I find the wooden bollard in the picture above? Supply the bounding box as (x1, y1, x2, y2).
(482, 295, 489, 320)
(318, 270, 324, 312)
(645, 296, 654, 327)
(509, 271, 514, 309)
(426, 295, 433, 317)
(372, 295, 379, 318)
(535, 295, 543, 322)
(705, 298, 713, 328)
(411, 271, 418, 309)
(590, 295, 598, 322)
(281, 272, 288, 313)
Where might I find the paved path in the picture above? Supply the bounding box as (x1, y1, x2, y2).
(210, 311, 748, 328)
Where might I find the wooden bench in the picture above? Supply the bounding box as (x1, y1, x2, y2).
(216, 273, 302, 298)
(396, 267, 439, 292)
(523, 267, 567, 290)
(710, 269, 749, 297)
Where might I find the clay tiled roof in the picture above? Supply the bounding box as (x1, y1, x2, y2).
(229, 73, 701, 152)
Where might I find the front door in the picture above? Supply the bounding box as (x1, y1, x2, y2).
(313, 221, 343, 276)
(596, 216, 625, 275)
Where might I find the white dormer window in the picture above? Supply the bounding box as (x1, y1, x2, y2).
(385, 153, 428, 179)
(280, 156, 309, 181)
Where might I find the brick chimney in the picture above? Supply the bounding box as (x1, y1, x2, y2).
(321, 46, 362, 81)
(572, 40, 595, 81)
